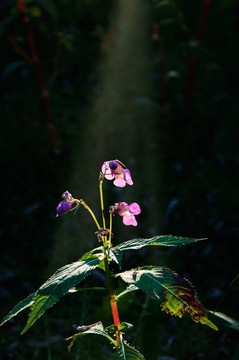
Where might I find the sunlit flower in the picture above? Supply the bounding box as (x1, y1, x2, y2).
(56, 191, 77, 217)
(101, 160, 133, 187)
(109, 202, 141, 226)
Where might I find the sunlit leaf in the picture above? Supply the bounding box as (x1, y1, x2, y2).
(105, 322, 133, 335)
(66, 321, 116, 351)
(113, 235, 206, 252)
(209, 311, 239, 331)
(21, 256, 101, 334)
(116, 285, 138, 300)
(109, 247, 123, 269)
(111, 335, 145, 360)
(79, 246, 103, 261)
(117, 266, 218, 331)
(0, 293, 35, 326)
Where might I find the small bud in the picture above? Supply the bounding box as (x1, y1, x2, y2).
(62, 191, 73, 200)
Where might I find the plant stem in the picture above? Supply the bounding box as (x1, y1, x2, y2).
(104, 255, 121, 346)
(99, 173, 121, 346)
(109, 212, 113, 248)
(99, 178, 106, 229)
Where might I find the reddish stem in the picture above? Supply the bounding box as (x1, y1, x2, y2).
(110, 296, 121, 345)
(16, 0, 58, 151)
(104, 254, 121, 346)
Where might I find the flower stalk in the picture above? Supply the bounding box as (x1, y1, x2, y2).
(99, 175, 106, 229)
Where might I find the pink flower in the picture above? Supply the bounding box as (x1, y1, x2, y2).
(101, 160, 133, 187)
(110, 202, 141, 226)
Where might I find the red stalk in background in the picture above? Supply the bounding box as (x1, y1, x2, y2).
(16, 0, 58, 151)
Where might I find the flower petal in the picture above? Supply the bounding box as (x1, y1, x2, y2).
(102, 162, 114, 180)
(113, 177, 126, 187)
(124, 169, 133, 185)
(123, 215, 137, 226)
(128, 202, 141, 215)
(56, 201, 75, 217)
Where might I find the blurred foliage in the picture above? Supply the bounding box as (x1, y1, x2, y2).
(0, 0, 239, 359)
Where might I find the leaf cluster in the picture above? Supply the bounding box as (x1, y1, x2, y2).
(3, 235, 238, 358)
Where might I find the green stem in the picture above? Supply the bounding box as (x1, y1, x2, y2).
(109, 212, 113, 248)
(99, 172, 121, 346)
(99, 179, 106, 229)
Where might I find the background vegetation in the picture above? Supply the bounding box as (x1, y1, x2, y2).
(1, 0, 238, 359)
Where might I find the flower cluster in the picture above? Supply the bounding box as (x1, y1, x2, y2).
(56, 160, 141, 229)
(102, 159, 140, 226)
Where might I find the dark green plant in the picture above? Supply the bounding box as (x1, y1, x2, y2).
(1, 159, 238, 359)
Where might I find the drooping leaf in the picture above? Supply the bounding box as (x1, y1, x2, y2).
(117, 266, 218, 331)
(0, 293, 36, 326)
(111, 335, 145, 360)
(208, 311, 239, 331)
(21, 256, 101, 334)
(66, 321, 116, 351)
(113, 235, 206, 252)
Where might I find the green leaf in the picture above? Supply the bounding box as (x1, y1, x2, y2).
(208, 311, 239, 331)
(66, 321, 116, 351)
(113, 235, 206, 252)
(79, 246, 103, 261)
(0, 293, 35, 326)
(67, 286, 105, 294)
(111, 335, 145, 360)
(21, 256, 101, 334)
(109, 247, 123, 269)
(105, 322, 133, 335)
(117, 266, 218, 331)
(116, 285, 138, 301)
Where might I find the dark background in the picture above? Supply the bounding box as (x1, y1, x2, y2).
(0, 0, 238, 359)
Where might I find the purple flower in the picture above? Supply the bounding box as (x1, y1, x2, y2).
(56, 191, 77, 217)
(101, 160, 133, 187)
(56, 200, 76, 217)
(110, 202, 141, 226)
